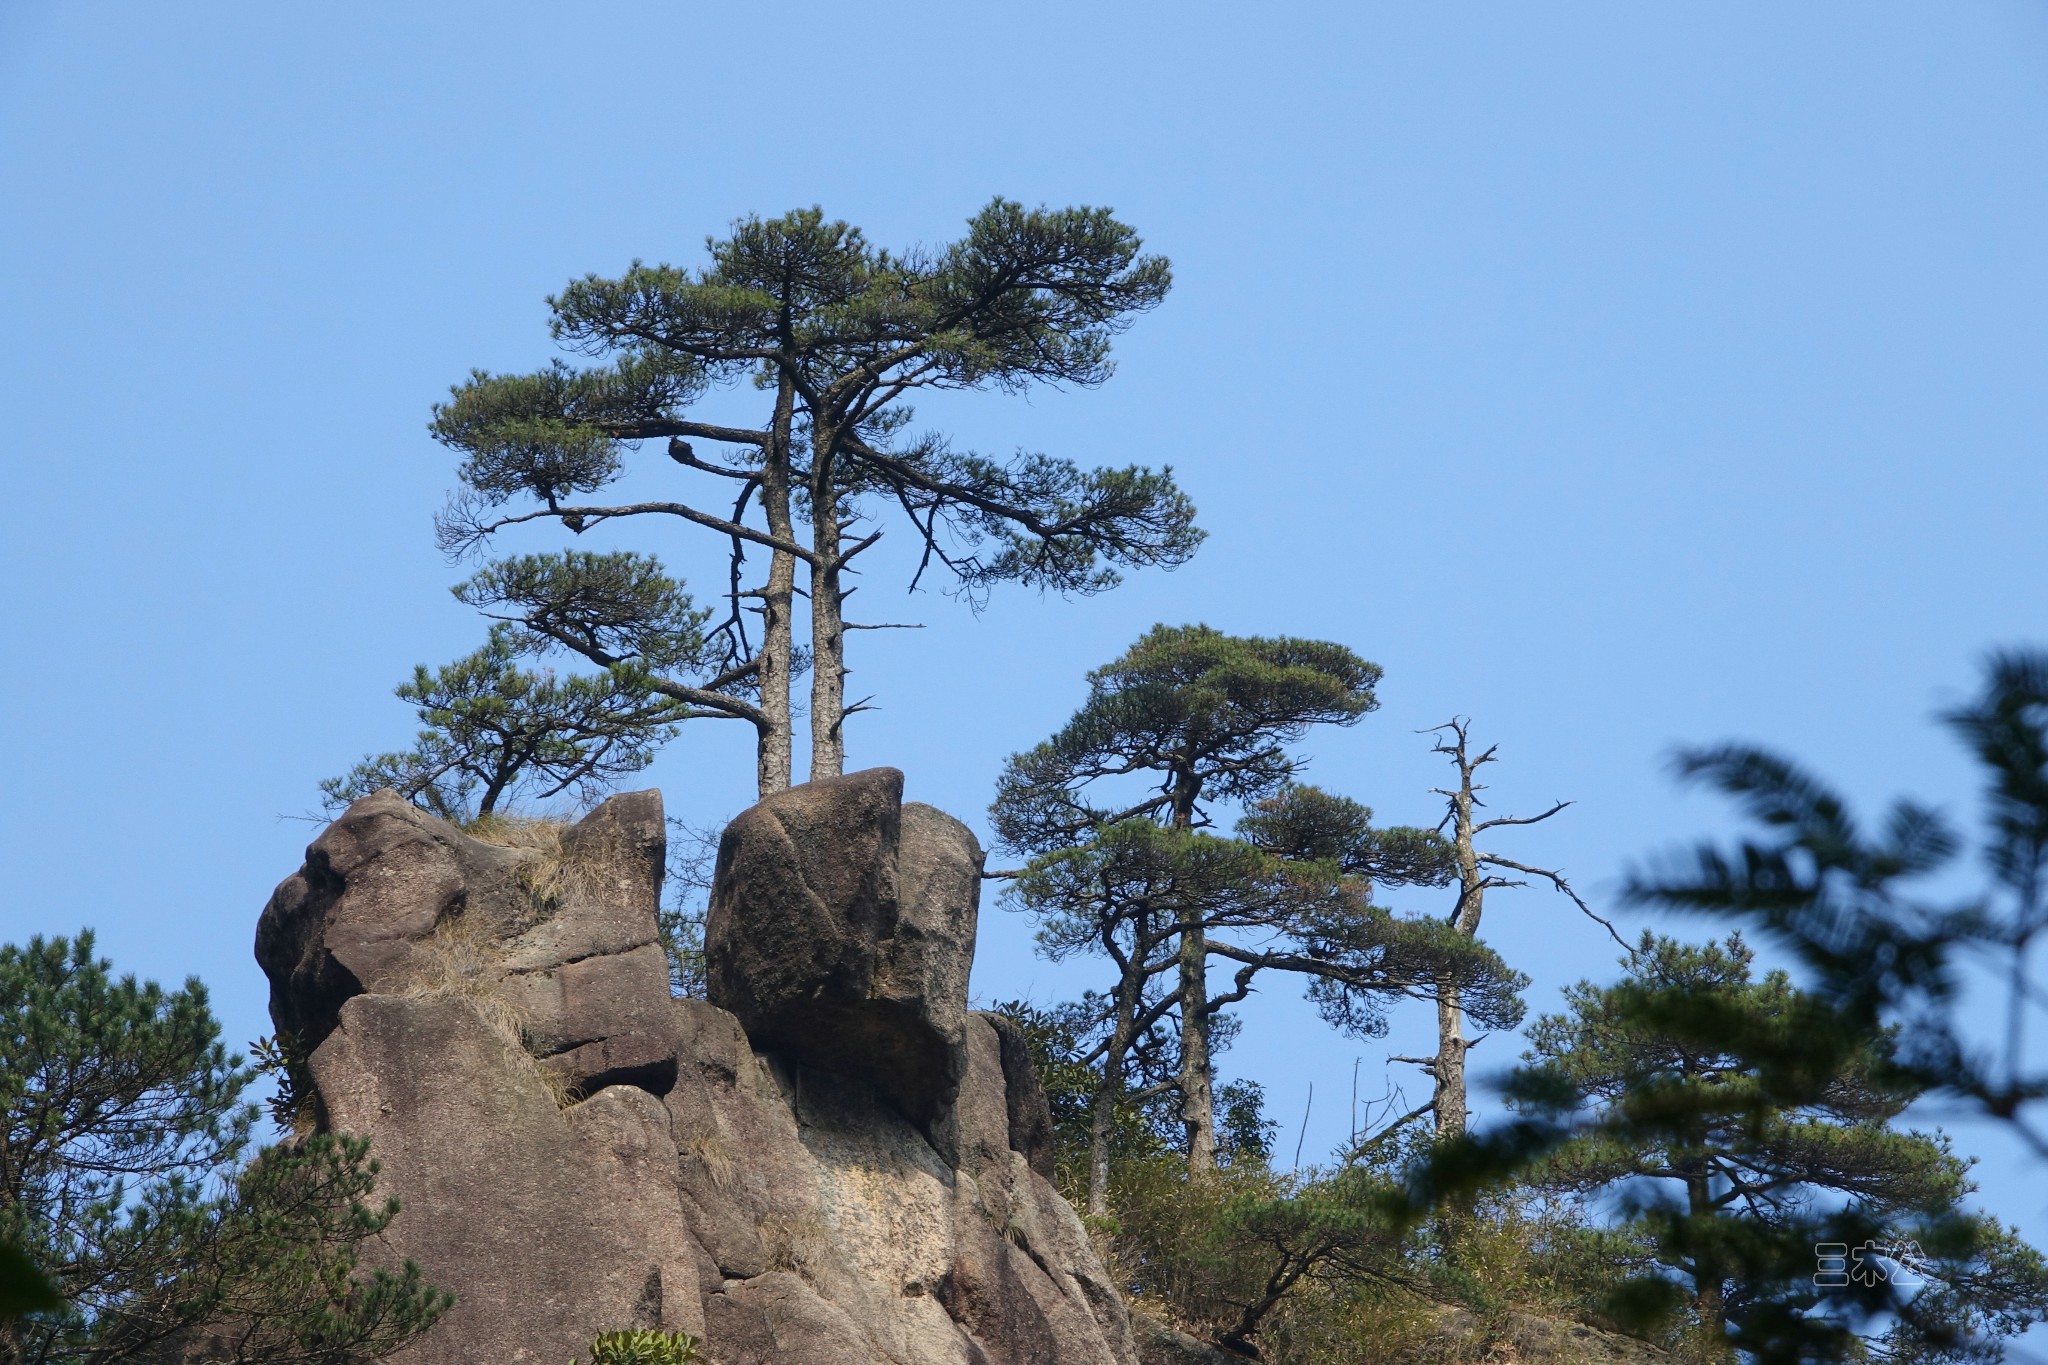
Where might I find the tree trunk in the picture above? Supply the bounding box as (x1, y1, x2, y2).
(806, 428, 846, 782)
(1433, 987, 1468, 1139)
(756, 549, 795, 795)
(1695, 1279, 1727, 1348)
(1167, 766, 1218, 1174)
(1688, 1170, 1729, 1350)
(753, 377, 798, 796)
(806, 549, 845, 780)
(1090, 981, 1142, 1220)
(476, 763, 511, 820)
(1086, 1072, 1116, 1222)
(1432, 753, 1485, 1137)
(1179, 928, 1216, 1175)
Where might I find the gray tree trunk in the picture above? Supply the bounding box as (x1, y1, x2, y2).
(1434, 770, 1485, 1138)
(753, 378, 798, 796)
(1089, 979, 1143, 1220)
(803, 419, 853, 782)
(1432, 989, 1469, 1139)
(806, 432, 846, 781)
(1165, 774, 1220, 1174)
(1178, 928, 1217, 1175)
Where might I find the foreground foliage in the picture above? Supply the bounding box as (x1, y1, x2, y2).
(1092, 1132, 1650, 1361)
(0, 1247, 58, 1326)
(1371, 650, 2048, 1364)
(1005, 995, 1634, 1361)
(1629, 647, 2048, 1162)
(0, 932, 449, 1365)
(1021, 954, 2047, 1363)
(581, 1328, 702, 1364)
(1512, 933, 2047, 1360)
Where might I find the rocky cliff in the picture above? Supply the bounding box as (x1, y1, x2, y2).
(256, 768, 1135, 1365)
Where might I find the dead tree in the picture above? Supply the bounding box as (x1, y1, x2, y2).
(1392, 718, 1630, 1140)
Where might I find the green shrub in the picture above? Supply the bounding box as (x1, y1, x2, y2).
(581, 1328, 703, 1364)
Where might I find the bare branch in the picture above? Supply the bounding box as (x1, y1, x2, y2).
(701, 655, 763, 694)
(1477, 853, 1634, 953)
(1348, 1097, 1436, 1161)
(1473, 799, 1573, 833)
(457, 500, 815, 567)
(837, 528, 885, 565)
(665, 436, 767, 473)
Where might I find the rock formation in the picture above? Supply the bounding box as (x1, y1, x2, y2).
(257, 769, 1135, 1365)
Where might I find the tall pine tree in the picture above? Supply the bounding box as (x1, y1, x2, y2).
(435, 201, 1201, 796)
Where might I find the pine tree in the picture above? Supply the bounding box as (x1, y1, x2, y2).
(1514, 933, 2048, 1360)
(0, 932, 449, 1365)
(433, 201, 1201, 796)
(992, 625, 1521, 1210)
(323, 614, 695, 823)
(1390, 719, 1627, 1142)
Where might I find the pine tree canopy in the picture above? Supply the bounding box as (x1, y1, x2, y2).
(433, 355, 705, 508)
(321, 622, 690, 823)
(435, 197, 1200, 589)
(421, 199, 1202, 794)
(455, 552, 725, 687)
(992, 624, 1387, 852)
(1523, 935, 1954, 1205)
(1238, 784, 1459, 887)
(2, 934, 253, 1281)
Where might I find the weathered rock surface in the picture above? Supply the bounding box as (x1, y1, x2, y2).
(705, 768, 979, 1131)
(258, 771, 1135, 1365)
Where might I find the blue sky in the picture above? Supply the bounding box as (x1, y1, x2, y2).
(4, 0, 2045, 1295)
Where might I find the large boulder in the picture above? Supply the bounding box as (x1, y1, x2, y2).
(704, 767, 981, 1130)
(256, 789, 674, 1101)
(258, 780, 1136, 1365)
